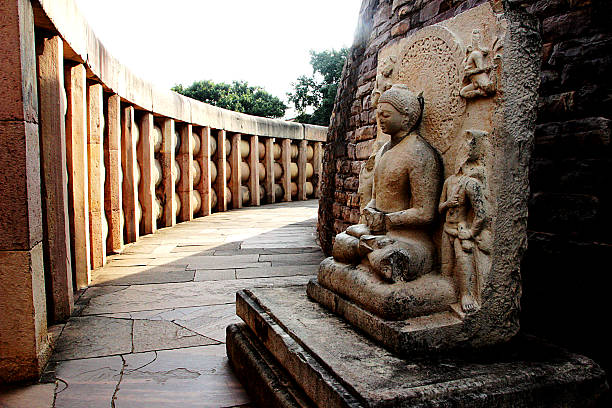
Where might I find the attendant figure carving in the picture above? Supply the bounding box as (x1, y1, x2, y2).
(439, 130, 491, 314)
(371, 55, 397, 108)
(460, 30, 495, 99)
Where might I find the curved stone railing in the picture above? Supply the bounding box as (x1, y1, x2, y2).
(0, 0, 326, 382)
(39, 0, 326, 283)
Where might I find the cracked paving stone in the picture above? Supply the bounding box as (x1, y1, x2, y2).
(132, 319, 219, 353)
(92, 269, 195, 286)
(115, 345, 249, 408)
(51, 316, 133, 361)
(101, 304, 241, 343)
(80, 275, 314, 315)
(52, 355, 124, 408)
(0, 383, 55, 408)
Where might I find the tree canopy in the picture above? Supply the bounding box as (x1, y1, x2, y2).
(288, 48, 348, 126)
(172, 80, 287, 119)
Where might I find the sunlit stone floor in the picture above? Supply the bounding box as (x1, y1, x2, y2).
(0, 200, 323, 408)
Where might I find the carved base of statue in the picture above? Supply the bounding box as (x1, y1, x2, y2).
(313, 258, 456, 320)
(226, 286, 607, 408)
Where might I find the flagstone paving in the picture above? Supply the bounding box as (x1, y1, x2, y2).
(0, 200, 323, 408)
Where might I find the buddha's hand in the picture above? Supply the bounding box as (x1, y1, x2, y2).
(363, 207, 385, 233)
(384, 212, 403, 230)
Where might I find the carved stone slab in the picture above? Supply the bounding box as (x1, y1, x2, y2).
(312, 2, 542, 351)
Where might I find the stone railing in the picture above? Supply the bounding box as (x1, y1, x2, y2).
(0, 0, 326, 382)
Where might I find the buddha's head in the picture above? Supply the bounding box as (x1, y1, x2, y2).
(377, 84, 423, 136)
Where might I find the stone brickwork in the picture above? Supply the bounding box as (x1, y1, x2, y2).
(319, 0, 611, 378)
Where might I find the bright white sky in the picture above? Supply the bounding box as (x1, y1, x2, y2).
(74, 0, 361, 117)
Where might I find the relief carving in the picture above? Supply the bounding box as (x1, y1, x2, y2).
(309, 3, 526, 352)
(371, 55, 397, 108)
(460, 30, 496, 99)
(439, 129, 491, 314)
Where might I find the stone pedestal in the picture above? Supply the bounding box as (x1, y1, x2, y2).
(226, 285, 608, 408)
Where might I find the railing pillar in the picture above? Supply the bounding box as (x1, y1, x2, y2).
(65, 63, 91, 286)
(281, 139, 292, 202)
(230, 133, 243, 209)
(197, 127, 212, 216)
(161, 118, 176, 227)
(105, 94, 123, 253)
(37, 34, 73, 321)
(178, 124, 194, 221)
(139, 112, 156, 234)
(314, 142, 323, 198)
(264, 138, 275, 204)
(0, 0, 49, 382)
(121, 106, 139, 243)
(87, 83, 105, 268)
(216, 130, 228, 212)
(297, 140, 308, 201)
(249, 135, 261, 206)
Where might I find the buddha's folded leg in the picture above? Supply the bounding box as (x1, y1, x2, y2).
(368, 239, 435, 283)
(345, 224, 371, 238)
(332, 232, 362, 264)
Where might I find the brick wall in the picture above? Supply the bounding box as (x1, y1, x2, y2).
(318, 0, 612, 376)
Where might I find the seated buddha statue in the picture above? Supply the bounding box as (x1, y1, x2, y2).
(316, 84, 457, 320)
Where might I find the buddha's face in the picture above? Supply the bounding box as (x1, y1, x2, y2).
(377, 102, 404, 136)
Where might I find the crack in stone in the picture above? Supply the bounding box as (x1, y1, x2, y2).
(54, 377, 68, 394)
(125, 351, 158, 373)
(111, 355, 126, 408)
(124, 367, 201, 384)
(130, 320, 135, 353)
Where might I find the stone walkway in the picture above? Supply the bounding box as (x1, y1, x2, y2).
(0, 200, 323, 408)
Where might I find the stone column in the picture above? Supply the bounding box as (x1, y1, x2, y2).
(230, 133, 242, 209)
(161, 118, 176, 227)
(65, 64, 91, 287)
(249, 135, 261, 206)
(0, 0, 50, 382)
(105, 94, 123, 253)
(314, 142, 323, 198)
(121, 106, 139, 243)
(281, 139, 292, 202)
(297, 140, 308, 201)
(216, 130, 228, 212)
(138, 112, 156, 234)
(178, 124, 193, 221)
(37, 34, 73, 321)
(264, 138, 275, 203)
(197, 126, 212, 216)
(87, 83, 105, 269)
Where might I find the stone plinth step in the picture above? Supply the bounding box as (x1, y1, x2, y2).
(227, 285, 608, 408)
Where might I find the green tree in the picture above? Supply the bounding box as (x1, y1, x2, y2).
(172, 80, 287, 119)
(288, 48, 348, 126)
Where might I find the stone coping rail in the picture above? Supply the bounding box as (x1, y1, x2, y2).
(35, 0, 328, 141)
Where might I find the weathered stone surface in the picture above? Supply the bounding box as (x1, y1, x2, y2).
(0, 383, 55, 408)
(116, 346, 249, 408)
(227, 324, 315, 408)
(229, 286, 608, 408)
(132, 319, 219, 353)
(193, 269, 236, 281)
(51, 316, 132, 361)
(51, 355, 123, 408)
(0, 243, 49, 383)
(79, 276, 314, 315)
(102, 304, 241, 343)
